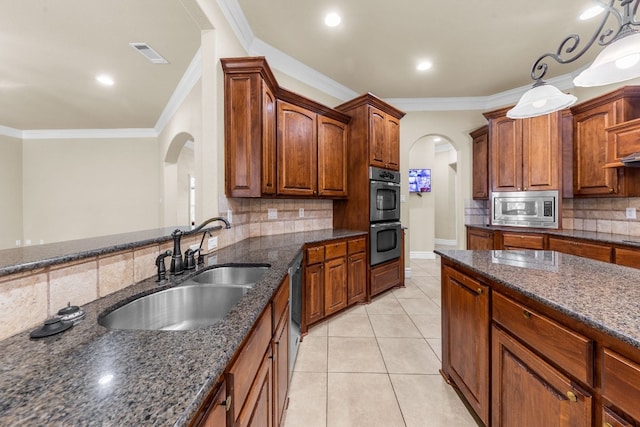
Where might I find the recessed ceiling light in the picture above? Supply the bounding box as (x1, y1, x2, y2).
(579, 5, 604, 20)
(96, 74, 114, 86)
(417, 61, 433, 71)
(324, 12, 341, 27)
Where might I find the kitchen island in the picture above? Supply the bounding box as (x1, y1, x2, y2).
(0, 229, 365, 426)
(437, 249, 640, 426)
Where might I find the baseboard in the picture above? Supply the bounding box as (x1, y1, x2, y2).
(410, 251, 436, 260)
(435, 238, 457, 246)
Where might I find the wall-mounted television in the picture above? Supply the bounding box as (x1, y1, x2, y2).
(408, 168, 431, 193)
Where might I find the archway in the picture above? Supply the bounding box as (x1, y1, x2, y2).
(406, 133, 459, 259)
(163, 132, 195, 227)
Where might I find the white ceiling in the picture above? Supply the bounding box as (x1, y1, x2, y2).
(0, 0, 616, 131)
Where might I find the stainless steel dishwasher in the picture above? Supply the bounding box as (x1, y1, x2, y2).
(288, 251, 303, 375)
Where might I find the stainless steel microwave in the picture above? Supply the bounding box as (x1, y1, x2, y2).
(491, 190, 558, 228)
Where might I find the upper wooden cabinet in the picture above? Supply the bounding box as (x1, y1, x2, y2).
(336, 93, 405, 172)
(570, 86, 640, 197)
(484, 107, 561, 192)
(470, 125, 489, 199)
(222, 57, 350, 198)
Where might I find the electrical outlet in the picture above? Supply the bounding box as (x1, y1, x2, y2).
(25, 239, 31, 246)
(15, 240, 21, 246)
(207, 236, 218, 251)
(227, 209, 233, 224)
(39, 239, 44, 245)
(268, 208, 278, 219)
(299, 208, 304, 218)
(626, 207, 637, 219)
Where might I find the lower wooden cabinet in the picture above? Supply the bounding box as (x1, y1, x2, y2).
(603, 407, 636, 427)
(441, 265, 490, 426)
(614, 247, 640, 269)
(370, 258, 402, 297)
(324, 256, 347, 316)
(547, 236, 612, 262)
(602, 348, 640, 424)
(304, 263, 324, 326)
(491, 325, 592, 427)
(194, 382, 228, 427)
(236, 347, 273, 427)
(467, 227, 494, 250)
(501, 232, 545, 250)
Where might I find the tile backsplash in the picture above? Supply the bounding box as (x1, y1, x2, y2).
(464, 199, 490, 226)
(562, 197, 640, 236)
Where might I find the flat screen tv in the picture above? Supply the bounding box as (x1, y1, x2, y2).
(408, 168, 431, 193)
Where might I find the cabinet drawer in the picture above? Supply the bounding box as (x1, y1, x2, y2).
(325, 241, 347, 260)
(548, 237, 612, 262)
(306, 246, 325, 265)
(602, 348, 640, 422)
(492, 293, 593, 385)
(614, 247, 640, 269)
(348, 237, 366, 254)
(228, 305, 272, 422)
(502, 233, 545, 249)
(272, 277, 289, 332)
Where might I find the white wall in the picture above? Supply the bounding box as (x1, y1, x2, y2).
(434, 146, 457, 241)
(0, 135, 23, 248)
(22, 137, 159, 244)
(407, 139, 436, 256)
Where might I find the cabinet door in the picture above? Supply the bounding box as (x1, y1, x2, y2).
(370, 258, 402, 297)
(236, 348, 273, 427)
(273, 312, 289, 427)
(277, 101, 317, 196)
(492, 325, 592, 427)
(614, 247, 640, 269)
(471, 126, 489, 199)
(386, 116, 400, 171)
(603, 407, 635, 427)
(466, 228, 494, 250)
(522, 112, 559, 191)
(548, 237, 612, 262)
(347, 251, 367, 305)
(324, 256, 347, 316)
(261, 82, 277, 195)
(369, 106, 387, 168)
(197, 383, 228, 427)
(442, 266, 490, 425)
(501, 232, 545, 250)
(491, 115, 522, 192)
(304, 263, 324, 326)
(573, 103, 618, 196)
(318, 116, 348, 197)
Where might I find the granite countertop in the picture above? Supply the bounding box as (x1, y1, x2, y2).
(436, 249, 640, 350)
(0, 229, 366, 426)
(466, 224, 640, 248)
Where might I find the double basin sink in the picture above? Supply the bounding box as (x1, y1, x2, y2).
(99, 265, 269, 331)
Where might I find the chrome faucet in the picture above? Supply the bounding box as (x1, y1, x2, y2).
(169, 217, 232, 275)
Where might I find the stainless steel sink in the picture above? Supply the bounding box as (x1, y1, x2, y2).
(190, 265, 269, 286)
(100, 284, 250, 331)
(99, 265, 269, 331)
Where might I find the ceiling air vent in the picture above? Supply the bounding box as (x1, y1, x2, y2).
(129, 43, 168, 64)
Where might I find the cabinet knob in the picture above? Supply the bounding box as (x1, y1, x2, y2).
(222, 395, 232, 411)
(523, 310, 531, 319)
(566, 391, 577, 402)
(609, 187, 614, 193)
(476, 288, 483, 295)
(605, 422, 614, 427)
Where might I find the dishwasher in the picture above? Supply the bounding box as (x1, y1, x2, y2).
(288, 251, 303, 375)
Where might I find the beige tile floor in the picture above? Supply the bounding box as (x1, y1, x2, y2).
(283, 258, 481, 427)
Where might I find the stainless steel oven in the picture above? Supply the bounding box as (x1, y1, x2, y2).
(370, 166, 401, 222)
(370, 222, 402, 266)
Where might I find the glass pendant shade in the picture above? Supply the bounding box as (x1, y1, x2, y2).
(573, 31, 640, 87)
(507, 82, 578, 119)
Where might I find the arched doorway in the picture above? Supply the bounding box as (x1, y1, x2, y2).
(164, 132, 195, 227)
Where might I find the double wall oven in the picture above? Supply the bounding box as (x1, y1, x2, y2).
(369, 166, 402, 266)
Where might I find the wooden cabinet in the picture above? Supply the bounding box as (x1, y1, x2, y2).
(277, 101, 318, 196)
(603, 407, 635, 427)
(571, 86, 640, 197)
(466, 227, 494, 250)
(441, 265, 490, 425)
(615, 246, 640, 268)
(548, 236, 612, 262)
(236, 347, 273, 427)
(491, 325, 592, 427)
(370, 258, 402, 297)
(602, 348, 640, 425)
(471, 125, 489, 199)
(347, 238, 367, 305)
(193, 382, 228, 427)
(272, 282, 289, 427)
(369, 106, 400, 170)
(484, 108, 561, 192)
(222, 57, 278, 198)
(222, 57, 349, 199)
(303, 237, 366, 329)
(501, 231, 545, 250)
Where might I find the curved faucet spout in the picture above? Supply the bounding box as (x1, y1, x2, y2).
(192, 217, 231, 232)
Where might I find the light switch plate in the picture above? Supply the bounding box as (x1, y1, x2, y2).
(268, 208, 278, 219)
(207, 236, 218, 251)
(227, 209, 233, 224)
(299, 208, 304, 218)
(626, 207, 637, 219)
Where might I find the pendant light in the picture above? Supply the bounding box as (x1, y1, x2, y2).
(508, 0, 640, 119)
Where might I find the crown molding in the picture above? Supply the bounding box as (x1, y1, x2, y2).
(216, 0, 254, 51)
(21, 128, 158, 140)
(0, 125, 23, 139)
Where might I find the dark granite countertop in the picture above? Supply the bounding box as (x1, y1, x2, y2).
(0, 229, 366, 426)
(465, 224, 640, 248)
(436, 249, 640, 350)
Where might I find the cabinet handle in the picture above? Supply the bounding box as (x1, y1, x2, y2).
(609, 188, 614, 193)
(476, 288, 483, 295)
(523, 310, 531, 319)
(605, 422, 614, 427)
(222, 395, 232, 411)
(566, 391, 577, 402)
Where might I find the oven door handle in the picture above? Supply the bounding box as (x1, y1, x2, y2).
(370, 222, 402, 228)
(371, 181, 401, 187)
